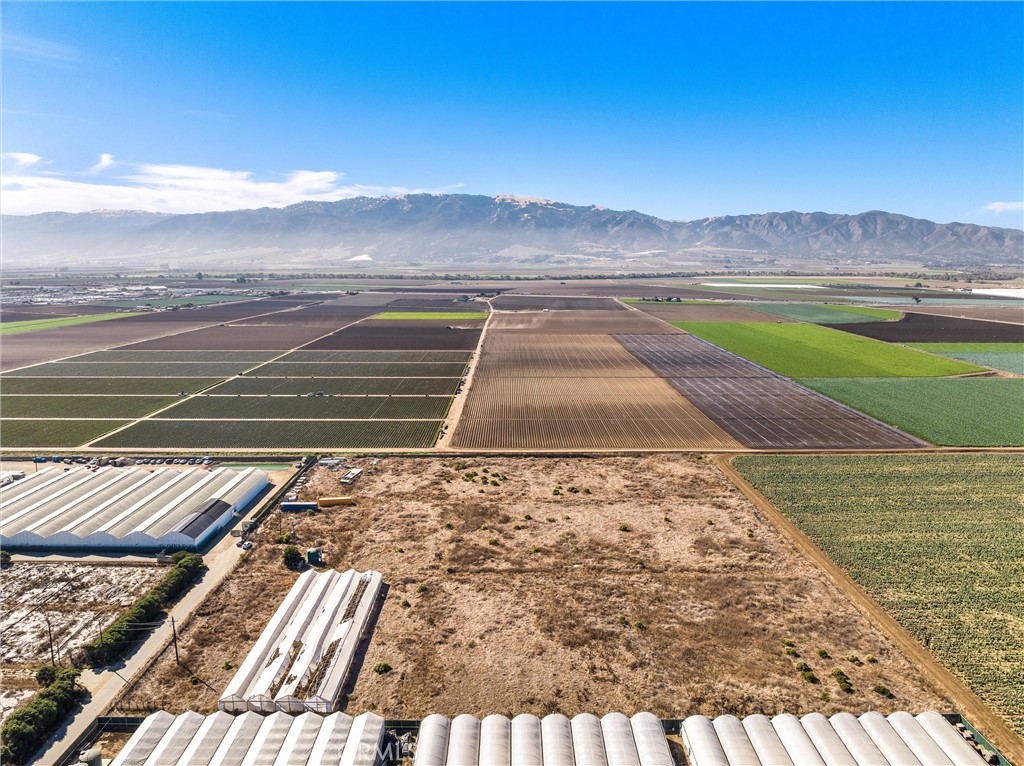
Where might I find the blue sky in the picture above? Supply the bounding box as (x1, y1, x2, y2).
(2, 2, 1022, 227)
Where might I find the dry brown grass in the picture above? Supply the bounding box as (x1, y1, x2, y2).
(117, 455, 948, 720)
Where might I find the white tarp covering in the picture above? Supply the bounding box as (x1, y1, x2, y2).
(220, 568, 383, 715)
(681, 712, 988, 766)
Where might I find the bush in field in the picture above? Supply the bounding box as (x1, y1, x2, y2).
(0, 668, 83, 765)
(282, 546, 303, 570)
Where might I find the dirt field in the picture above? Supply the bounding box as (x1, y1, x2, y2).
(903, 305, 1024, 324)
(829, 313, 1024, 343)
(487, 310, 676, 335)
(116, 456, 949, 720)
(633, 303, 788, 323)
(490, 296, 626, 311)
(451, 334, 740, 450)
(118, 323, 334, 350)
(305, 324, 483, 351)
(0, 563, 165, 666)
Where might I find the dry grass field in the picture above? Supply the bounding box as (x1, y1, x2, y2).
(451, 334, 740, 450)
(117, 456, 949, 720)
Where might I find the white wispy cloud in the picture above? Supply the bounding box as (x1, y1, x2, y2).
(1, 154, 464, 215)
(2, 32, 83, 64)
(1, 152, 44, 169)
(983, 201, 1024, 214)
(89, 153, 116, 173)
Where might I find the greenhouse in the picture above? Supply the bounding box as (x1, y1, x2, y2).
(109, 710, 385, 766)
(680, 711, 988, 765)
(220, 568, 384, 715)
(0, 465, 267, 550)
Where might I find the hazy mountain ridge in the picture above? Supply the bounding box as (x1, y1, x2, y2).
(3, 194, 1021, 269)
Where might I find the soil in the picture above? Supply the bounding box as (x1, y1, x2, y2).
(487, 311, 676, 335)
(902, 306, 1024, 325)
(490, 296, 626, 311)
(828, 313, 1024, 343)
(305, 325, 483, 351)
(119, 323, 335, 351)
(633, 304, 791, 323)
(117, 455, 948, 721)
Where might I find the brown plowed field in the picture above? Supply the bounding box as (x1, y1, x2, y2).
(828, 312, 1024, 343)
(902, 305, 1024, 324)
(634, 303, 788, 322)
(305, 324, 483, 351)
(386, 298, 479, 310)
(451, 334, 740, 450)
(117, 323, 333, 350)
(0, 304, 117, 322)
(491, 295, 626, 311)
(487, 310, 676, 335)
(229, 305, 377, 325)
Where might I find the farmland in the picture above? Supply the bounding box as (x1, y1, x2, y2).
(632, 302, 786, 323)
(616, 334, 924, 449)
(0, 313, 139, 336)
(732, 453, 1024, 738)
(371, 311, 488, 320)
(92, 419, 441, 449)
(908, 343, 1024, 375)
(1, 395, 178, 420)
(831, 312, 1024, 343)
(0, 378, 223, 395)
(801, 378, 1024, 446)
(0, 419, 130, 448)
(209, 376, 460, 396)
(118, 455, 947, 720)
(452, 331, 741, 450)
(154, 395, 452, 420)
(734, 303, 901, 324)
(673, 322, 984, 377)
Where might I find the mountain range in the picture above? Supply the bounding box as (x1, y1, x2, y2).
(2, 194, 1021, 271)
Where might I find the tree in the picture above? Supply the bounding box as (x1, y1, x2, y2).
(195, 272, 205, 280)
(282, 545, 302, 570)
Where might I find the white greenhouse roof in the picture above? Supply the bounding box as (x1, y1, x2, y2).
(109, 710, 385, 766)
(680, 711, 988, 766)
(221, 568, 384, 715)
(413, 712, 674, 766)
(0, 465, 268, 550)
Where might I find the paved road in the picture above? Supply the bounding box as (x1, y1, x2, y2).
(29, 505, 262, 766)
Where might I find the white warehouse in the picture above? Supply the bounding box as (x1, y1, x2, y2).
(220, 568, 384, 715)
(0, 465, 268, 551)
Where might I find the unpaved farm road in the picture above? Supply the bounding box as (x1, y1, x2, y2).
(713, 454, 1024, 765)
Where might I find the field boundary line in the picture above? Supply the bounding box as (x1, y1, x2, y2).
(712, 453, 1024, 764)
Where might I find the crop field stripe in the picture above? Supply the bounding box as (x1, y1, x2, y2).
(92, 419, 442, 449)
(673, 322, 985, 377)
(0, 312, 141, 336)
(0, 378, 225, 395)
(908, 342, 1024, 352)
(733, 303, 901, 324)
(371, 311, 489, 320)
(800, 377, 1024, 446)
(0, 419, 133, 448)
(0, 395, 180, 420)
(820, 304, 902, 319)
(730, 454, 1024, 751)
(615, 334, 926, 449)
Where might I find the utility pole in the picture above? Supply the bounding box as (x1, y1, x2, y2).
(44, 614, 55, 666)
(171, 616, 180, 664)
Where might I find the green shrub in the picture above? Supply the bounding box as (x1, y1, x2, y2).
(618, 524, 631, 532)
(373, 662, 392, 674)
(0, 550, 12, 567)
(817, 649, 831, 659)
(832, 668, 854, 693)
(795, 661, 812, 672)
(282, 546, 302, 570)
(872, 684, 894, 698)
(0, 668, 83, 765)
(34, 666, 56, 688)
(801, 670, 819, 684)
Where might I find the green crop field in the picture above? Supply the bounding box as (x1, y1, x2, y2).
(277, 350, 472, 363)
(208, 377, 460, 396)
(802, 378, 1024, 446)
(0, 378, 224, 395)
(674, 322, 983, 377)
(73, 350, 280, 363)
(0, 313, 138, 336)
(5, 361, 256, 378)
(733, 453, 1024, 738)
(0, 419, 131, 447)
(94, 418, 441, 449)
(371, 311, 488, 320)
(736, 303, 902, 324)
(96, 294, 255, 308)
(908, 343, 1024, 375)
(0, 395, 177, 419)
(257, 361, 467, 378)
(155, 394, 450, 420)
